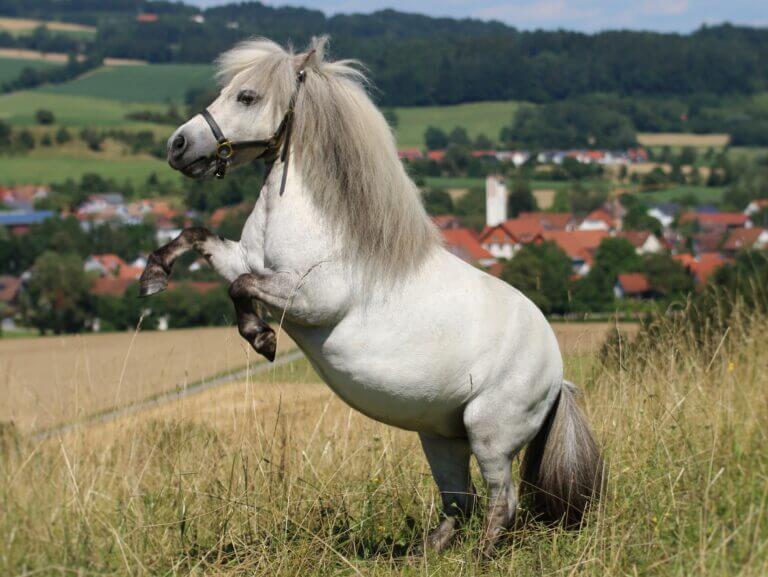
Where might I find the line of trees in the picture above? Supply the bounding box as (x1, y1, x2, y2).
(2, 2, 768, 107)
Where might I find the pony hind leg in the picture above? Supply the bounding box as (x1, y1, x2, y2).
(418, 433, 477, 553)
(464, 397, 531, 558)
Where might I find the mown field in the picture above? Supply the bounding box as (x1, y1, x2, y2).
(0, 16, 96, 39)
(0, 56, 61, 84)
(393, 101, 521, 148)
(0, 147, 180, 186)
(0, 314, 765, 575)
(0, 322, 623, 435)
(39, 64, 215, 103)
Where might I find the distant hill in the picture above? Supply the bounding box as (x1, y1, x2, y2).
(0, 1, 767, 108)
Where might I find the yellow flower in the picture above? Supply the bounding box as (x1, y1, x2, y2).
(728, 361, 735, 372)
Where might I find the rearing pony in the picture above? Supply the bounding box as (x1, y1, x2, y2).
(140, 37, 603, 556)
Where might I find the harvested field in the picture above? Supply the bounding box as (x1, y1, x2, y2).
(0, 323, 624, 435)
(0, 17, 95, 34)
(0, 326, 296, 433)
(637, 132, 730, 148)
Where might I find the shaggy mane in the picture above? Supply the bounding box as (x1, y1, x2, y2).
(216, 37, 439, 284)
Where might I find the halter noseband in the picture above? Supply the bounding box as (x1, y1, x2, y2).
(200, 66, 307, 185)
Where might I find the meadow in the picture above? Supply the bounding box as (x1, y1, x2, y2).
(2, 317, 766, 575)
(0, 148, 180, 187)
(0, 57, 61, 85)
(393, 101, 521, 148)
(39, 64, 215, 104)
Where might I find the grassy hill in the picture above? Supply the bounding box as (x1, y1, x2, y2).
(38, 64, 215, 104)
(0, 149, 179, 187)
(0, 57, 62, 85)
(0, 91, 166, 126)
(393, 101, 521, 148)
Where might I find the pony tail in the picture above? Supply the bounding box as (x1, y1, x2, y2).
(521, 380, 604, 527)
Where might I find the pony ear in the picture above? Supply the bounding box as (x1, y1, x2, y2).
(297, 35, 328, 71)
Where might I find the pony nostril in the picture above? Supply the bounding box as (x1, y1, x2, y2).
(172, 134, 186, 153)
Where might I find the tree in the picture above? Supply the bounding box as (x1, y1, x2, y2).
(474, 133, 494, 149)
(16, 129, 35, 150)
(0, 120, 12, 148)
(502, 241, 572, 315)
(22, 252, 92, 335)
(422, 188, 454, 215)
(507, 177, 535, 217)
(55, 126, 72, 144)
(643, 253, 693, 298)
(448, 127, 471, 148)
(424, 126, 448, 150)
(592, 237, 642, 281)
(35, 109, 55, 125)
(382, 108, 399, 129)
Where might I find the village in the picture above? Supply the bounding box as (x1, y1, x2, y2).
(2, 146, 766, 334)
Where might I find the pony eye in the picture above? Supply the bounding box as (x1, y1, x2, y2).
(236, 90, 259, 106)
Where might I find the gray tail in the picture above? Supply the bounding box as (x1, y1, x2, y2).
(521, 380, 604, 527)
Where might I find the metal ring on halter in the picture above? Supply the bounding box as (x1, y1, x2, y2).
(217, 140, 234, 160)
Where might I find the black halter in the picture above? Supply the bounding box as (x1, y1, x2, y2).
(200, 67, 307, 187)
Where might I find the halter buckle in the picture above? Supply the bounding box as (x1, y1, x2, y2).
(217, 140, 234, 160)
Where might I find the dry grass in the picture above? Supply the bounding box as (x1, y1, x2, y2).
(0, 326, 296, 433)
(1, 317, 765, 575)
(637, 133, 731, 148)
(0, 323, 619, 434)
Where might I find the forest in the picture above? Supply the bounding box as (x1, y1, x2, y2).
(1, 1, 767, 108)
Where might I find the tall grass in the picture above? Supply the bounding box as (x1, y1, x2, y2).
(1, 309, 766, 575)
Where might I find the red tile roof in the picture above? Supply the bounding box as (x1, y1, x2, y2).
(517, 212, 574, 230)
(542, 230, 609, 264)
(617, 230, 652, 248)
(91, 254, 128, 272)
(584, 207, 615, 228)
(427, 150, 446, 162)
(0, 275, 21, 303)
(673, 252, 730, 284)
(722, 227, 765, 251)
(679, 212, 750, 228)
(442, 228, 493, 262)
(617, 273, 651, 295)
(432, 215, 463, 229)
(90, 278, 221, 297)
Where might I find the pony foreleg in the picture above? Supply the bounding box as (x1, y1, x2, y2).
(139, 227, 276, 361)
(418, 434, 477, 553)
(139, 227, 246, 296)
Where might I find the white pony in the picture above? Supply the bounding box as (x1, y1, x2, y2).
(140, 37, 603, 556)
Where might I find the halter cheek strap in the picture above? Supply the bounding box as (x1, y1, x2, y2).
(200, 66, 308, 190)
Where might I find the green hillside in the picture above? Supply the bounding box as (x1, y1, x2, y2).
(393, 101, 522, 148)
(0, 149, 180, 187)
(0, 57, 62, 85)
(38, 64, 214, 103)
(0, 91, 166, 126)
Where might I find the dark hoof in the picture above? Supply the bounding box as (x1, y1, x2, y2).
(419, 517, 458, 554)
(252, 329, 277, 362)
(138, 261, 169, 297)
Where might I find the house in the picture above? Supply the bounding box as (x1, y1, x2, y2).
(0, 185, 50, 209)
(427, 150, 446, 163)
(494, 151, 529, 166)
(0, 275, 21, 312)
(136, 13, 158, 23)
(617, 231, 665, 255)
(432, 215, 463, 230)
(579, 207, 616, 231)
(542, 230, 609, 276)
(647, 203, 679, 229)
(744, 199, 768, 216)
(0, 210, 55, 235)
(75, 193, 125, 228)
(517, 212, 576, 231)
(721, 227, 768, 255)
(442, 228, 496, 267)
(398, 148, 423, 161)
(679, 212, 751, 232)
(673, 253, 730, 285)
(480, 218, 545, 259)
(85, 254, 128, 276)
(485, 174, 508, 226)
(614, 273, 654, 300)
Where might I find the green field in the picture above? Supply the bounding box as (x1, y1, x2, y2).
(394, 101, 521, 148)
(0, 149, 181, 187)
(0, 91, 166, 126)
(39, 64, 215, 103)
(637, 185, 726, 204)
(0, 57, 62, 85)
